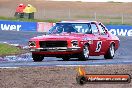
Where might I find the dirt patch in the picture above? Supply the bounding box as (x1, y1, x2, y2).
(0, 0, 131, 24)
(0, 0, 132, 19)
(0, 0, 131, 13)
(0, 64, 132, 88)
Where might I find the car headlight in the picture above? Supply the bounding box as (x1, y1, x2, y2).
(29, 41, 36, 47)
(71, 40, 78, 47)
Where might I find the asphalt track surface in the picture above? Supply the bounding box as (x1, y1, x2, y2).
(0, 30, 132, 67)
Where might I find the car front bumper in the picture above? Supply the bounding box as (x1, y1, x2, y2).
(30, 47, 81, 52)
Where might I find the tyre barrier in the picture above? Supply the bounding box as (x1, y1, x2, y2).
(0, 20, 132, 36)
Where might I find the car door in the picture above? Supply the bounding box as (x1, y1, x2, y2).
(97, 23, 109, 54)
(89, 22, 101, 55)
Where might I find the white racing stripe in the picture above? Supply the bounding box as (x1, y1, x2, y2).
(122, 60, 132, 63)
(55, 65, 102, 67)
(0, 67, 19, 69)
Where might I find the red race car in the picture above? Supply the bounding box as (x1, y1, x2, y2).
(29, 21, 120, 61)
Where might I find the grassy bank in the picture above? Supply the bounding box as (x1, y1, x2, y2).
(0, 16, 132, 25)
(0, 43, 24, 56)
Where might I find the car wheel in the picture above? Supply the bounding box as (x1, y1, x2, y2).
(32, 54, 44, 62)
(62, 57, 70, 61)
(79, 45, 89, 61)
(104, 44, 115, 59)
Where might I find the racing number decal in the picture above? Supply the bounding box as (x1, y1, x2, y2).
(95, 41, 102, 52)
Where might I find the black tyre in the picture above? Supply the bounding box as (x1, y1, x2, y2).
(104, 44, 115, 59)
(62, 57, 70, 61)
(32, 54, 44, 62)
(76, 76, 87, 85)
(78, 45, 89, 61)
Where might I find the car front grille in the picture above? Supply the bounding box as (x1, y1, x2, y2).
(39, 41, 67, 48)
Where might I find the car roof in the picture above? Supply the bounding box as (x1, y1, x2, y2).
(57, 20, 99, 24)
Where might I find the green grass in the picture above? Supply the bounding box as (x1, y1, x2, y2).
(97, 16, 122, 19)
(75, 15, 93, 19)
(104, 21, 132, 25)
(0, 16, 132, 25)
(75, 15, 122, 19)
(74, 15, 132, 25)
(0, 43, 22, 56)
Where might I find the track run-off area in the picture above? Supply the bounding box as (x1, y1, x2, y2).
(0, 30, 132, 67)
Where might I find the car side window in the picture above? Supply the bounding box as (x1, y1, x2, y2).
(98, 23, 107, 35)
(91, 23, 98, 34)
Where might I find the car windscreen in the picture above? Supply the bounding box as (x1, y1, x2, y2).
(48, 23, 91, 34)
